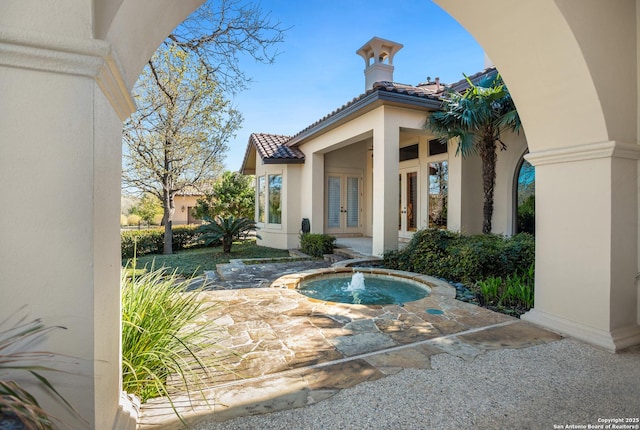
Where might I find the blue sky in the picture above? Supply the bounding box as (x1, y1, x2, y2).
(225, 0, 485, 170)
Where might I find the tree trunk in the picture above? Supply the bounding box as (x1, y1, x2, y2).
(479, 136, 497, 234)
(222, 238, 232, 253)
(162, 190, 175, 255)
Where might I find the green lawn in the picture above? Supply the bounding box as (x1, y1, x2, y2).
(122, 240, 291, 276)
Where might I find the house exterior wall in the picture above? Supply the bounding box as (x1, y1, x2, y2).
(254, 159, 302, 249)
(294, 104, 433, 255)
(173, 195, 202, 225)
(448, 150, 483, 234)
(261, 104, 514, 252)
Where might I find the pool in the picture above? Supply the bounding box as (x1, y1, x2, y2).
(298, 271, 429, 305)
(271, 267, 455, 306)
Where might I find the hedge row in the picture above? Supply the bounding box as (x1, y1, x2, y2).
(383, 228, 534, 285)
(121, 225, 204, 259)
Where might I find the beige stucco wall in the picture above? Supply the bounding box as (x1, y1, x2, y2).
(254, 160, 302, 249)
(447, 150, 483, 234)
(173, 194, 202, 225)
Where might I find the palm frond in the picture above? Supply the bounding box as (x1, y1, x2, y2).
(0, 311, 84, 429)
(196, 215, 260, 252)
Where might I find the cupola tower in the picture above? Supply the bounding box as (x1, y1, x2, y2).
(356, 37, 403, 91)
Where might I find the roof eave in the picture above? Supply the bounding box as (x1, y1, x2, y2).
(262, 158, 305, 165)
(240, 136, 257, 175)
(287, 90, 441, 147)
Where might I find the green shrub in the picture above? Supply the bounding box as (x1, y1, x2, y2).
(383, 229, 534, 285)
(517, 194, 535, 234)
(299, 233, 335, 257)
(121, 226, 204, 259)
(121, 229, 164, 259)
(120, 214, 129, 227)
(171, 225, 203, 252)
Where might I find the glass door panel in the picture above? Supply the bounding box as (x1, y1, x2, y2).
(327, 174, 361, 234)
(406, 171, 417, 231)
(399, 168, 419, 238)
(346, 177, 359, 228)
(327, 176, 341, 229)
(428, 161, 448, 228)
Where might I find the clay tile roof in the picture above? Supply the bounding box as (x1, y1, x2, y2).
(250, 133, 304, 163)
(448, 66, 498, 92)
(372, 81, 442, 96)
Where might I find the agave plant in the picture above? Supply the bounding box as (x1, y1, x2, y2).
(0, 310, 79, 429)
(196, 215, 260, 253)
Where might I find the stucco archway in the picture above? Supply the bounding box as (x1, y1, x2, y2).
(0, 1, 203, 428)
(436, 0, 640, 352)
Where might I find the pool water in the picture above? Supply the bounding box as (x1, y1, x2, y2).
(298, 274, 429, 305)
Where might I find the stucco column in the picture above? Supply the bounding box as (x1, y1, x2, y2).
(522, 141, 640, 352)
(371, 112, 399, 256)
(0, 26, 135, 428)
(447, 152, 483, 234)
(309, 152, 325, 234)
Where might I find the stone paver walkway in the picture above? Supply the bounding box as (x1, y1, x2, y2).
(139, 258, 564, 429)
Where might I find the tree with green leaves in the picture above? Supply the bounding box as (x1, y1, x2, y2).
(123, 0, 286, 254)
(194, 171, 255, 220)
(130, 193, 163, 224)
(123, 45, 238, 253)
(426, 72, 520, 233)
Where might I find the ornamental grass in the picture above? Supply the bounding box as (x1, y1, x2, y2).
(121, 264, 229, 421)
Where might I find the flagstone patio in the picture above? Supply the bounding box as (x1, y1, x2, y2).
(138, 257, 563, 429)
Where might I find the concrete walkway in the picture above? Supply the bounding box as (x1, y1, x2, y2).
(139, 258, 640, 430)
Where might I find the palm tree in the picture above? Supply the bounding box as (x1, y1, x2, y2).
(426, 72, 521, 233)
(197, 215, 260, 253)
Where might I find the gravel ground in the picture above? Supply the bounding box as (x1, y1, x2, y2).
(192, 338, 640, 430)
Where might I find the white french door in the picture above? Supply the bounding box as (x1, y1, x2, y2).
(399, 167, 419, 239)
(326, 173, 361, 234)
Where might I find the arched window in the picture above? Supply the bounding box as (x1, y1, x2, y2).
(515, 157, 535, 234)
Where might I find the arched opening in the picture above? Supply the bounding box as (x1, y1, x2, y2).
(514, 153, 535, 235)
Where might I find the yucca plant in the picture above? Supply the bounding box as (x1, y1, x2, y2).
(121, 264, 227, 421)
(196, 215, 260, 253)
(0, 310, 80, 429)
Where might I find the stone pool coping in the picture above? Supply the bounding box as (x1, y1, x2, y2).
(270, 266, 456, 299)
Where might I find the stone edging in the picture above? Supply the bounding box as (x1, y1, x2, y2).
(270, 265, 456, 298)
